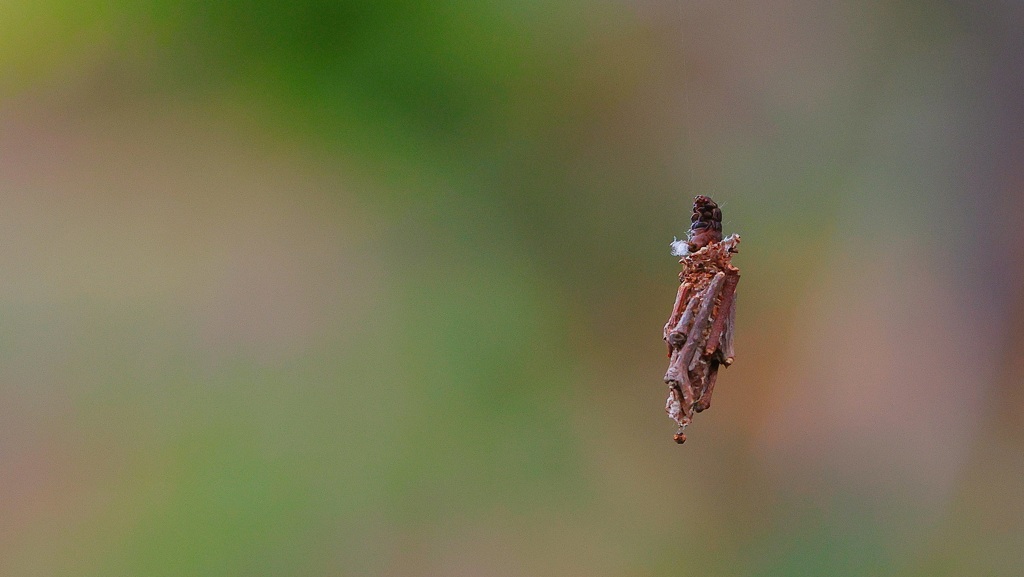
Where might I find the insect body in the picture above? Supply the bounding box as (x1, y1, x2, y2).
(663, 196, 740, 444)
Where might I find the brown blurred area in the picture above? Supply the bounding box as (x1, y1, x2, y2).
(0, 0, 1022, 575)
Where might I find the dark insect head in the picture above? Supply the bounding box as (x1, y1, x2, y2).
(687, 196, 724, 251)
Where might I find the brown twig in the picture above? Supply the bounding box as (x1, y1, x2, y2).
(661, 196, 740, 444)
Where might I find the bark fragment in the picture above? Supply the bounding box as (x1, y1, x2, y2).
(705, 273, 739, 358)
(661, 195, 740, 444)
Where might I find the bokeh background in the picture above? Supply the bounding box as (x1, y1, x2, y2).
(1, 1, 1022, 575)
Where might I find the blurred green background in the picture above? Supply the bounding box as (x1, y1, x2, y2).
(1, 1, 1022, 575)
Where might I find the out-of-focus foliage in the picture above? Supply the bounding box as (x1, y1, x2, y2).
(0, 1, 1022, 576)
